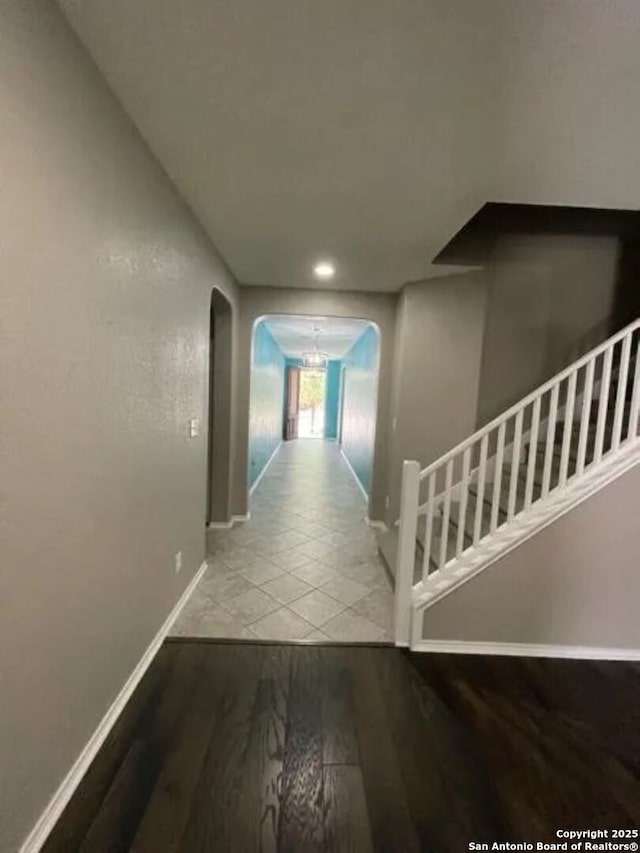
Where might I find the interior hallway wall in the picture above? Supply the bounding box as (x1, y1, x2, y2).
(340, 326, 380, 496)
(249, 322, 286, 487)
(324, 360, 342, 440)
(494, 0, 640, 212)
(237, 288, 397, 521)
(0, 2, 238, 849)
(387, 272, 488, 521)
(476, 233, 619, 425)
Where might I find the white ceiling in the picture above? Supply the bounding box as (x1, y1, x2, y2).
(263, 315, 370, 359)
(59, 0, 640, 292)
(57, 0, 495, 291)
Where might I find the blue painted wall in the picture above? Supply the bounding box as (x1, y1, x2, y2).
(324, 360, 341, 440)
(283, 357, 341, 440)
(249, 321, 286, 487)
(339, 325, 380, 496)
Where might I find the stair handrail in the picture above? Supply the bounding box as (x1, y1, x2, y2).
(418, 317, 640, 481)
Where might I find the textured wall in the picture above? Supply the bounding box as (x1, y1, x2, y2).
(387, 273, 488, 520)
(0, 2, 237, 849)
(249, 322, 286, 486)
(237, 288, 396, 521)
(340, 326, 380, 496)
(477, 234, 619, 425)
(421, 462, 640, 649)
(386, 238, 619, 520)
(495, 0, 640, 211)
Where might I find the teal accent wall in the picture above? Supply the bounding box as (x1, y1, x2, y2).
(283, 357, 341, 439)
(249, 322, 286, 487)
(325, 360, 341, 440)
(339, 325, 380, 495)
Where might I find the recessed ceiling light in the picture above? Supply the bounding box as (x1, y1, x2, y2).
(313, 261, 335, 280)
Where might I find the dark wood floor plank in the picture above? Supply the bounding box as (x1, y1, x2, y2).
(376, 649, 503, 850)
(46, 641, 640, 852)
(322, 647, 359, 765)
(526, 657, 640, 778)
(323, 766, 374, 853)
(417, 654, 564, 838)
(79, 643, 207, 852)
(42, 644, 181, 852)
(375, 648, 464, 850)
(413, 653, 640, 838)
(178, 643, 266, 852)
(129, 647, 226, 853)
(350, 648, 421, 853)
(225, 645, 292, 853)
(77, 740, 156, 853)
(278, 646, 325, 852)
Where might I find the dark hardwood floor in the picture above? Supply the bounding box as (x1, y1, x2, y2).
(44, 641, 640, 852)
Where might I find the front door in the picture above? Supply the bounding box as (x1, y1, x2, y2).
(284, 366, 300, 440)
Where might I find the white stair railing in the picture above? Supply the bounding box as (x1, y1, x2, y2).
(394, 318, 640, 645)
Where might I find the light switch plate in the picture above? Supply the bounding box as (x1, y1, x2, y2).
(189, 418, 199, 438)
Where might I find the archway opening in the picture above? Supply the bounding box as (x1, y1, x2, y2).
(206, 289, 233, 525)
(247, 314, 381, 505)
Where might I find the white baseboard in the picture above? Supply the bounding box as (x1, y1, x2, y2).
(19, 559, 208, 853)
(412, 639, 640, 661)
(207, 512, 250, 530)
(249, 441, 282, 495)
(340, 448, 368, 501)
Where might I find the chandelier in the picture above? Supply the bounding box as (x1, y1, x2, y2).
(301, 326, 328, 369)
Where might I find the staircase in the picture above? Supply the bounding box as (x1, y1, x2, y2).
(392, 319, 640, 648)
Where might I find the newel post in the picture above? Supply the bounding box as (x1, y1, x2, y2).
(394, 460, 421, 647)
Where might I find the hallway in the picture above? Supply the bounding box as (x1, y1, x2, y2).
(171, 440, 394, 642)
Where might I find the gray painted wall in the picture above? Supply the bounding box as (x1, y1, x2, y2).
(421, 462, 640, 649)
(0, 2, 237, 849)
(385, 237, 619, 521)
(387, 273, 488, 520)
(495, 0, 640, 212)
(237, 288, 397, 521)
(477, 234, 619, 425)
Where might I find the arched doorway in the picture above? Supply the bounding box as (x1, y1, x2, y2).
(246, 314, 381, 506)
(207, 289, 233, 525)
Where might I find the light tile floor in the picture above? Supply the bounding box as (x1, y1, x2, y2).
(170, 440, 394, 642)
